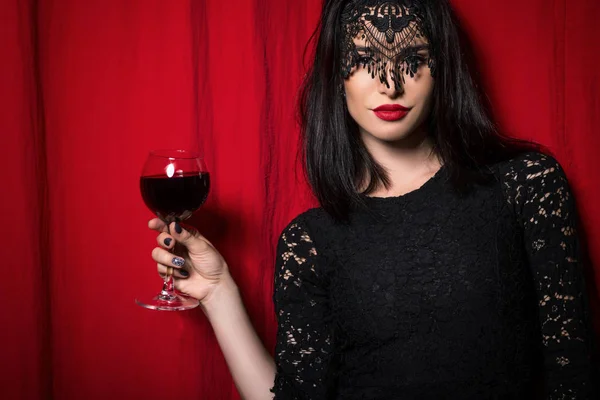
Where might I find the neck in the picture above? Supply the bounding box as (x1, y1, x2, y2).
(359, 127, 441, 197)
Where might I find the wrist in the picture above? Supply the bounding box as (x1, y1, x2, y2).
(200, 270, 240, 318)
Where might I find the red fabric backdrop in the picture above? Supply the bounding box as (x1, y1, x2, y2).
(1, 0, 599, 399)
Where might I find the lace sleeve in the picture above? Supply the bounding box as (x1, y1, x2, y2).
(270, 218, 336, 399)
(502, 153, 595, 399)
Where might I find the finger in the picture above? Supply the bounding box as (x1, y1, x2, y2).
(148, 218, 168, 233)
(170, 222, 213, 253)
(157, 232, 174, 250)
(152, 247, 187, 269)
(157, 263, 190, 279)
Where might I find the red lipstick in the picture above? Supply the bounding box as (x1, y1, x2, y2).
(373, 104, 410, 121)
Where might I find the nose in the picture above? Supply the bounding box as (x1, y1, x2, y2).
(377, 67, 404, 97)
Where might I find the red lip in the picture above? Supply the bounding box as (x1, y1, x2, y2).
(373, 104, 410, 111)
(372, 104, 410, 121)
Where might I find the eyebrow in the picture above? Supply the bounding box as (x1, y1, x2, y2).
(404, 44, 430, 53)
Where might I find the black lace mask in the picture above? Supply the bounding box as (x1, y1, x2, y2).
(340, 0, 435, 90)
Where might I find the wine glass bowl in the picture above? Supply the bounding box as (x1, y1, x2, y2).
(136, 149, 210, 311)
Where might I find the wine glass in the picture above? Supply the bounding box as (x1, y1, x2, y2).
(135, 149, 210, 311)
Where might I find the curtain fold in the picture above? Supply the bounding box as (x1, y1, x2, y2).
(1, 0, 52, 399)
(0, 0, 598, 399)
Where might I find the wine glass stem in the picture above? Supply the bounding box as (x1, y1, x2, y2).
(160, 222, 176, 299)
(161, 275, 175, 297)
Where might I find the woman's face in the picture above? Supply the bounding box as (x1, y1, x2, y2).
(343, 35, 434, 144)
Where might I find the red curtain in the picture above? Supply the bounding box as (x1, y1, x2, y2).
(1, 1, 599, 399)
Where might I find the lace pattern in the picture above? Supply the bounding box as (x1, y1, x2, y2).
(271, 221, 335, 399)
(271, 152, 594, 399)
(499, 153, 593, 398)
(340, 0, 435, 89)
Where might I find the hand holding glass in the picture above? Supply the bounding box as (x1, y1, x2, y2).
(135, 150, 210, 311)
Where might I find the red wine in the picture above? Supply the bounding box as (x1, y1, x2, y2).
(140, 173, 210, 222)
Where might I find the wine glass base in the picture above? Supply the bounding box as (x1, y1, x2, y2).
(136, 292, 199, 311)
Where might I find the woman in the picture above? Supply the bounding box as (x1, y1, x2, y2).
(149, 0, 596, 398)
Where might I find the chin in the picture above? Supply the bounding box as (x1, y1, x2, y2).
(364, 124, 415, 143)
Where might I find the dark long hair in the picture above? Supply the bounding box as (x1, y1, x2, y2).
(298, 0, 541, 220)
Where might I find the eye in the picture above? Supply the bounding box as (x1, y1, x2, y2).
(402, 54, 428, 76)
(404, 54, 427, 67)
(356, 54, 374, 66)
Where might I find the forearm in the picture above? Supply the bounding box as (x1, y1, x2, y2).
(201, 272, 276, 400)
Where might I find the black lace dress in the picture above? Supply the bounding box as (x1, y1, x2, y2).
(270, 153, 596, 399)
